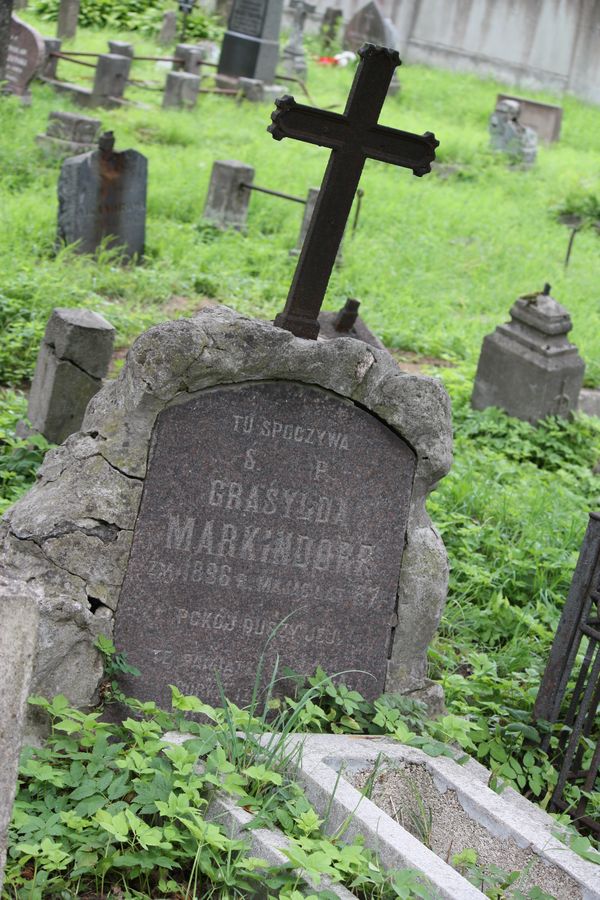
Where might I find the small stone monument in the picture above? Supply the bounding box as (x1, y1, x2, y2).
(57, 0, 80, 39)
(91, 53, 131, 106)
(36, 110, 101, 156)
(496, 93, 563, 144)
(26, 307, 115, 444)
(281, 0, 315, 79)
(0, 47, 449, 732)
(57, 131, 147, 260)
(108, 40, 134, 59)
(217, 0, 284, 86)
(158, 10, 178, 46)
(3, 14, 45, 100)
(0, 593, 38, 894)
(471, 285, 585, 423)
(163, 70, 201, 108)
(203, 159, 254, 230)
(173, 42, 204, 75)
(41, 36, 61, 78)
(489, 98, 537, 165)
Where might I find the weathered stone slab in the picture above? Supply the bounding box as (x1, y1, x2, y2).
(27, 307, 115, 444)
(0, 307, 452, 735)
(36, 110, 101, 156)
(497, 93, 562, 143)
(203, 159, 254, 229)
(4, 15, 45, 98)
(57, 133, 147, 259)
(163, 71, 200, 109)
(115, 380, 416, 707)
(218, 0, 283, 83)
(0, 594, 38, 894)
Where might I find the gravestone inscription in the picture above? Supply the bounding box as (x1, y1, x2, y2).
(57, 132, 147, 259)
(115, 381, 416, 707)
(4, 15, 45, 98)
(217, 0, 283, 83)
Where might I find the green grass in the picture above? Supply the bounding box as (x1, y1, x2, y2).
(1, 12, 600, 867)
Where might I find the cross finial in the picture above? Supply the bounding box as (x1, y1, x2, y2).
(269, 44, 439, 339)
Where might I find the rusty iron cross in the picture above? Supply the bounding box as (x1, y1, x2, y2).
(269, 43, 439, 340)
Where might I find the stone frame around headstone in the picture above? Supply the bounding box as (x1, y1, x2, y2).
(0, 306, 452, 735)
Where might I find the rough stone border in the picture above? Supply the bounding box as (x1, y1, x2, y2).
(0, 307, 452, 736)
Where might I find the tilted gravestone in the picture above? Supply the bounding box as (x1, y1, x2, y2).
(3, 15, 45, 100)
(342, 1, 400, 94)
(0, 593, 38, 893)
(0, 306, 451, 731)
(471, 286, 585, 423)
(26, 307, 115, 444)
(158, 10, 178, 46)
(36, 110, 101, 156)
(57, 132, 147, 260)
(217, 0, 284, 85)
(57, 0, 80, 40)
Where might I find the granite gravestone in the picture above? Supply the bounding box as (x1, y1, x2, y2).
(57, 132, 147, 259)
(4, 15, 45, 99)
(217, 0, 284, 84)
(342, 3, 399, 94)
(0, 307, 452, 735)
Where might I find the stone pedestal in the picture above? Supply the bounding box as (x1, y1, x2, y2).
(238, 76, 281, 102)
(57, 0, 80, 39)
(108, 40, 134, 59)
(217, 0, 284, 83)
(27, 308, 115, 444)
(163, 71, 201, 109)
(42, 37, 61, 78)
(471, 289, 585, 423)
(92, 53, 131, 105)
(173, 42, 204, 75)
(203, 159, 254, 229)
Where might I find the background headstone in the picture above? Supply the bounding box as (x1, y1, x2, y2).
(217, 0, 284, 85)
(36, 110, 101, 156)
(0, 594, 38, 894)
(203, 159, 254, 229)
(489, 98, 537, 165)
(4, 15, 45, 99)
(281, 0, 315, 78)
(41, 36, 61, 78)
(92, 53, 131, 106)
(0, 0, 14, 85)
(27, 307, 115, 444)
(342, 3, 399, 94)
(158, 10, 178, 45)
(496, 93, 563, 144)
(238, 75, 280, 101)
(471, 287, 585, 423)
(0, 307, 452, 737)
(57, 132, 147, 259)
(163, 70, 200, 108)
(57, 0, 80, 40)
(173, 42, 204, 75)
(321, 6, 341, 50)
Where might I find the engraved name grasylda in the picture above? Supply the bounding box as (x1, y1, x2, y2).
(205, 479, 348, 523)
(164, 515, 374, 576)
(232, 414, 350, 450)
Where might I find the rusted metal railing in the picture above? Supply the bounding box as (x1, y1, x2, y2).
(534, 511, 600, 835)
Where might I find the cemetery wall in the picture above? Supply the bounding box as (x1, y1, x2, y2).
(326, 0, 600, 106)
